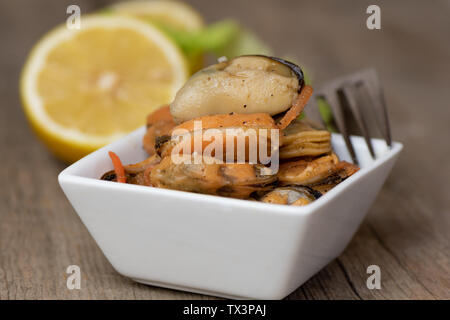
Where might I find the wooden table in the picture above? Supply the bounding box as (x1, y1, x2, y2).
(1, 0, 449, 299)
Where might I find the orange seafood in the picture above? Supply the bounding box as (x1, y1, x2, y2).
(143, 105, 176, 155)
(101, 154, 161, 185)
(280, 119, 331, 159)
(157, 113, 279, 163)
(149, 155, 276, 198)
(260, 186, 322, 206)
(101, 55, 359, 205)
(277, 154, 359, 193)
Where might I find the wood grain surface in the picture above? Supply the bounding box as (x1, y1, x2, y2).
(0, 0, 449, 300)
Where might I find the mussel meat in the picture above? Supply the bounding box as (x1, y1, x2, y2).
(170, 55, 304, 123)
(150, 154, 277, 198)
(260, 186, 322, 206)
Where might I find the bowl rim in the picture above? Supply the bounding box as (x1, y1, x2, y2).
(59, 126, 403, 217)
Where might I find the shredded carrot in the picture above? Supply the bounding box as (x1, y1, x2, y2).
(277, 85, 314, 130)
(108, 151, 127, 183)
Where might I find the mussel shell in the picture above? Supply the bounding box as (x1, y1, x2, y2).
(246, 55, 304, 91)
(100, 170, 116, 181)
(155, 134, 171, 155)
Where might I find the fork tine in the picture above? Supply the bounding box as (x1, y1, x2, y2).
(360, 70, 392, 147)
(314, 68, 392, 163)
(341, 83, 376, 158)
(320, 90, 359, 164)
(376, 90, 392, 147)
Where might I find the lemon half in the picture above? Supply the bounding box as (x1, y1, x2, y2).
(21, 15, 188, 163)
(110, 0, 205, 73)
(110, 0, 204, 32)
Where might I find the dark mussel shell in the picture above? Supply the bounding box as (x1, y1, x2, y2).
(243, 55, 305, 91)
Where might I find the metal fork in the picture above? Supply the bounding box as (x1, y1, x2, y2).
(305, 68, 392, 164)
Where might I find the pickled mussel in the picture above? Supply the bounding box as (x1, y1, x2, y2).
(277, 153, 359, 193)
(143, 105, 175, 155)
(280, 119, 331, 159)
(101, 55, 358, 205)
(156, 112, 278, 162)
(149, 155, 277, 198)
(260, 186, 322, 206)
(170, 55, 305, 123)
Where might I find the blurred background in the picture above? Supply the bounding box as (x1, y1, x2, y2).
(0, 0, 449, 299)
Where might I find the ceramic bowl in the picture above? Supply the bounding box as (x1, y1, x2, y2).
(59, 126, 402, 299)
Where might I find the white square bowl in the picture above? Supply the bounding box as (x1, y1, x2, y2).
(58, 126, 402, 299)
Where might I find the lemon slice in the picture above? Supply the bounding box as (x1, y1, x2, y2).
(21, 15, 188, 163)
(110, 0, 204, 32)
(110, 0, 205, 73)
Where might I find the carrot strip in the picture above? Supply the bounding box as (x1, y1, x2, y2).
(277, 85, 314, 130)
(108, 151, 127, 183)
